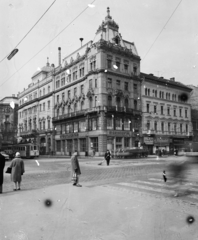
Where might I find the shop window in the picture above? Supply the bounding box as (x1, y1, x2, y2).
(90, 137, 98, 151)
(124, 138, 130, 148)
(56, 141, 61, 151)
(80, 138, 86, 152)
(67, 140, 72, 152)
(116, 137, 122, 149)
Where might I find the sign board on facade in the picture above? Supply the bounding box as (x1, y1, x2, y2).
(144, 137, 153, 145)
(108, 131, 131, 137)
(60, 133, 79, 139)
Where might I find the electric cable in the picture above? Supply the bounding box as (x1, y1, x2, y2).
(142, 0, 183, 60)
(0, 0, 96, 87)
(0, 0, 57, 63)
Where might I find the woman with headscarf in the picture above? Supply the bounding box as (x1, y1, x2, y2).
(9, 152, 25, 191)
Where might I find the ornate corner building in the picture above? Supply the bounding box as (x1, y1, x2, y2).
(52, 8, 142, 156)
(141, 73, 193, 154)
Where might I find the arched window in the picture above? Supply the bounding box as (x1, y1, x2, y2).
(134, 100, 137, 110)
(125, 98, 129, 108)
(107, 96, 112, 107)
(89, 97, 93, 109)
(116, 97, 121, 108)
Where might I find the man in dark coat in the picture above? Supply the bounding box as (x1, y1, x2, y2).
(105, 150, 111, 166)
(0, 149, 6, 194)
(71, 151, 82, 187)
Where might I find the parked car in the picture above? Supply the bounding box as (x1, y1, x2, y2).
(1, 151, 10, 161)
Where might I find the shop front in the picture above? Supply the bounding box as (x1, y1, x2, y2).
(143, 137, 154, 154)
(153, 136, 170, 154)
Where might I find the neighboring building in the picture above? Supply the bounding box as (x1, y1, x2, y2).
(52, 7, 142, 156)
(0, 95, 18, 148)
(140, 73, 193, 154)
(17, 59, 54, 154)
(187, 85, 198, 142)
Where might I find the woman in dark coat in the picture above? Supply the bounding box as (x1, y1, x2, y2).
(9, 152, 25, 191)
(71, 151, 81, 187)
(0, 150, 6, 193)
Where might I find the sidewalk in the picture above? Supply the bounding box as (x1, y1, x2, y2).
(1, 183, 198, 239)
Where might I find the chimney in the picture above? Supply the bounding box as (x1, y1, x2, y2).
(58, 47, 61, 66)
(80, 38, 84, 47)
(170, 77, 175, 81)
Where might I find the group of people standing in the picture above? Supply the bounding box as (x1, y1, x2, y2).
(0, 150, 25, 194)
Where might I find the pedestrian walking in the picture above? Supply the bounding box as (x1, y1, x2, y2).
(9, 152, 25, 191)
(71, 151, 82, 187)
(163, 170, 167, 182)
(104, 150, 111, 166)
(0, 149, 6, 194)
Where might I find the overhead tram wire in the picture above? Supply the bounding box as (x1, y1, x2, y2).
(142, 0, 183, 61)
(0, 0, 96, 88)
(0, 0, 57, 63)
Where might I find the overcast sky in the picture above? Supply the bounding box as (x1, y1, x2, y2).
(0, 0, 198, 99)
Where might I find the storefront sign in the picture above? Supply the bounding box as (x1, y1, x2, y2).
(144, 137, 153, 145)
(108, 131, 131, 137)
(60, 133, 79, 139)
(154, 137, 169, 144)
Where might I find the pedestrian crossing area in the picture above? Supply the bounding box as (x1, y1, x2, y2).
(104, 177, 198, 204)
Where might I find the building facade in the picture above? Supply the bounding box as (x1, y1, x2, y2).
(0, 95, 18, 148)
(52, 8, 142, 156)
(17, 60, 54, 154)
(141, 73, 193, 154)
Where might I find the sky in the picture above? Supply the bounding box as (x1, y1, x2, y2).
(0, 0, 198, 100)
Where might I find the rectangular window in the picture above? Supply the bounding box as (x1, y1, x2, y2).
(185, 109, 188, 118)
(68, 90, 71, 99)
(116, 80, 120, 88)
(161, 122, 164, 133)
(115, 61, 120, 71)
(107, 78, 112, 88)
(174, 123, 177, 133)
(95, 79, 97, 88)
(124, 119, 130, 130)
(174, 109, 176, 117)
(180, 123, 182, 133)
(154, 121, 157, 131)
(43, 103, 45, 111)
(61, 75, 65, 86)
(186, 124, 188, 133)
(48, 120, 50, 129)
(95, 96, 97, 107)
(62, 92, 65, 100)
(116, 118, 122, 130)
(89, 79, 92, 88)
(74, 88, 77, 96)
(124, 64, 128, 73)
(40, 104, 42, 112)
(39, 122, 42, 130)
(80, 138, 86, 152)
(90, 137, 98, 152)
(168, 122, 171, 132)
(107, 117, 113, 130)
(56, 141, 61, 151)
(43, 121, 45, 130)
(133, 84, 137, 90)
(79, 67, 84, 77)
(74, 122, 78, 132)
(147, 121, 150, 130)
(154, 105, 157, 113)
(81, 85, 84, 93)
(47, 101, 50, 110)
(107, 59, 112, 69)
(79, 120, 86, 132)
(161, 106, 163, 115)
(179, 108, 182, 117)
(147, 104, 150, 113)
(124, 138, 130, 148)
(124, 82, 128, 91)
(167, 107, 170, 115)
